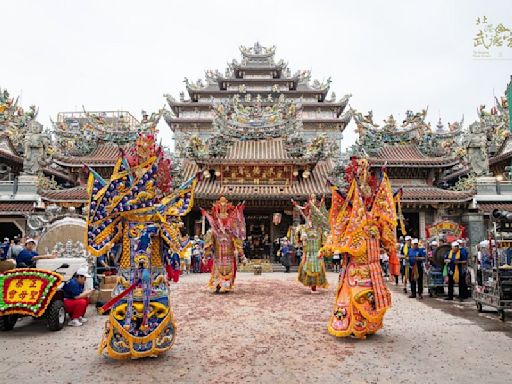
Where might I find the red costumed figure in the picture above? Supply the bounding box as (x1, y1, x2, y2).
(201, 197, 246, 293)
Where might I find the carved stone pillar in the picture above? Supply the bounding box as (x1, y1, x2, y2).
(462, 212, 486, 257)
(419, 211, 426, 240)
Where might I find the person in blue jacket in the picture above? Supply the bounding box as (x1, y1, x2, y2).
(63, 267, 93, 327)
(444, 241, 469, 301)
(16, 238, 57, 267)
(408, 238, 426, 299)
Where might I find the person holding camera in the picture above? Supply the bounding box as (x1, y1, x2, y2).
(63, 267, 94, 327)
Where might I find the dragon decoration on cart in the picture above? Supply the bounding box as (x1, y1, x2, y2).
(201, 197, 246, 293)
(326, 157, 402, 338)
(85, 132, 197, 359)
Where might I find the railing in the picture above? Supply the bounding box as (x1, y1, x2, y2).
(476, 180, 512, 195)
(0, 180, 38, 198)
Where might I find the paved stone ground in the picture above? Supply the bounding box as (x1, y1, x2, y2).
(1, 272, 511, 384)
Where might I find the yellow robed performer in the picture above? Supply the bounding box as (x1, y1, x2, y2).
(327, 158, 399, 338)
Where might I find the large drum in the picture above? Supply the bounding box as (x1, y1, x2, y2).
(432, 244, 451, 267)
(36, 217, 87, 254)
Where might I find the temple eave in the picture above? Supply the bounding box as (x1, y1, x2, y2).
(369, 159, 460, 168)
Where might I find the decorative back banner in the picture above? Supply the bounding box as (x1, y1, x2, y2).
(0, 269, 63, 317)
(426, 220, 464, 238)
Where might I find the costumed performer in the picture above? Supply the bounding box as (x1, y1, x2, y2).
(293, 194, 329, 293)
(327, 157, 400, 338)
(202, 196, 246, 293)
(85, 132, 197, 359)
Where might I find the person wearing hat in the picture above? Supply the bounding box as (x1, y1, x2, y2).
(407, 239, 426, 299)
(15, 238, 57, 268)
(444, 241, 468, 301)
(400, 236, 412, 292)
(280, 238, 292, 273)
(63, 267, 93, 327)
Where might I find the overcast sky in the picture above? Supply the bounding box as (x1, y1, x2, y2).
(2, 0, 511, 151)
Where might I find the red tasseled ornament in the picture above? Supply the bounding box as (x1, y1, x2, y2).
(155, 156, 173, 195)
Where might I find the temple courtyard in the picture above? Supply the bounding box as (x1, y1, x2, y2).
(1, 272, 511, 384)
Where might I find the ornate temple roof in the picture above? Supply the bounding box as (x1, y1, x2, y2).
(166, 42, 347, 118)
(490, 136, 512, 166)
(477, 202, 512, 214)
(0, 133, 73, 182)
(182, 160, 332, 200)
(399, 185, 473, 203)
(0, 88, 38, 152)
(369, 145, 460, 167)
(39, 185, 88, 203)
(51, 110, 154, 158)
(197, 138, 304, 164)
(0, 133, 23, 165)
(353, 108, 465, 162)
(180, 96, 337, 168)
(53, 143, 128, 167)
(0, 202, 36, 215)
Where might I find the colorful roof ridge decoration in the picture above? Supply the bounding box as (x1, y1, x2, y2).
(180, 96, 339, 164)
(0, 87, 39, 151)
(211, 94, 303, 141)
(0, 269, 63, 317)
(167, 43, 347, 107)
(352, 107, 465, 160)
(477, 96, 510, 151)
(52, 109, 164, 158)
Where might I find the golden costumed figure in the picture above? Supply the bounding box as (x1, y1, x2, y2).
(293, 195, 329, 292)
(327, 157, 400, 338)
(202, 197, 246, 293)
(85, 133, 197, 359)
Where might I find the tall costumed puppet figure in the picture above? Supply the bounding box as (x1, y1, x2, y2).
(85, 132, 197, 359)
(327, 157, 400, 338)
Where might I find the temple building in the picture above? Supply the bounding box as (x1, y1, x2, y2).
(0, 50, 510, 257)
(0, 94, 161, 237)
(165, 43, 352, 256)
(350, 110, 475, 238)
(165, 42, 351, 149)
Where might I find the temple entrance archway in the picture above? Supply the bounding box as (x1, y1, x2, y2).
(246, 214, 270, 259)
(402, 212, 420, 239)
(0, 221, 23, 241)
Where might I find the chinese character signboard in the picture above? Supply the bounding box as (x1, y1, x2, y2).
(0, 269, 63, 317)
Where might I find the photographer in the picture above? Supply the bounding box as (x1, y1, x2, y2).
(63, 267, 93, 327)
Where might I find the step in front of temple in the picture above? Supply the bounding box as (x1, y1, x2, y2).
(238, 259, 299, 273)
